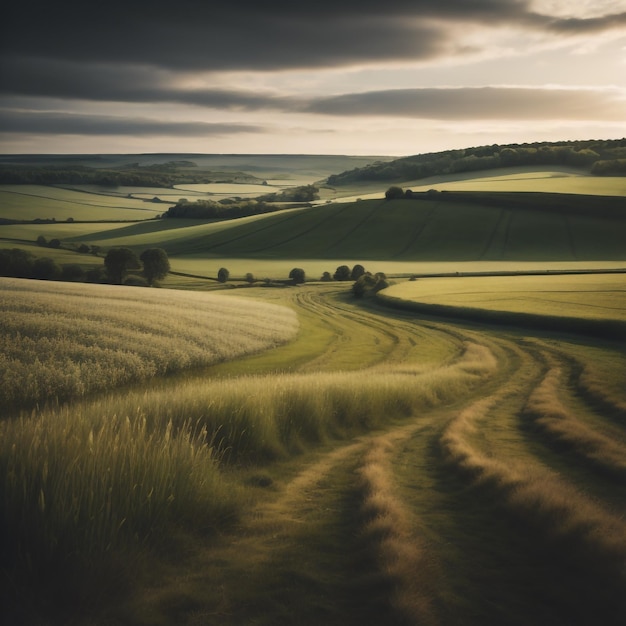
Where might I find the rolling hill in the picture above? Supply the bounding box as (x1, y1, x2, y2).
(57, 191, 626, 264)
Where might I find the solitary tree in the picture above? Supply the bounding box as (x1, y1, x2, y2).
(217, 267, 230, 283)
(320, 271, 332, 282)
(104, 247, 140, 284)
(385, 186, 404, 200)
(289, 267, 306, 284)
(140, 248, 170, 285)
(245, 272, 255, 284)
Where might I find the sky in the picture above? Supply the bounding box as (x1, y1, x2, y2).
(1, 0, 625, 156)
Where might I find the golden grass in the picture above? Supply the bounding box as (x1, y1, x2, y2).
(524, 366, 626, 479)
(441, 388, 626, 583)
(0, 277, 299, 411)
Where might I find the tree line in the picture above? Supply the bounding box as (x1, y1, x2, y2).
(327, 138, 626, 185)
(164, 186, 320, 220)
(0, 246, 170, 287)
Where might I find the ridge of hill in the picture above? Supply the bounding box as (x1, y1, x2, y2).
(61, 190, 626, 263)
(326, 138, 626, 186)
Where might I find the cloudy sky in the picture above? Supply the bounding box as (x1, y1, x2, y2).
(1, 0, 625, 155)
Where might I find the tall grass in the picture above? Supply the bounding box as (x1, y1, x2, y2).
(0, 277, 299, 411)
(440, 391, 626, 592)
(0, 341, 497, 608)
(524, 367, 626, 479)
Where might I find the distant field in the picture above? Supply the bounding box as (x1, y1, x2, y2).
(381, 273, 626, 339)
(0, 185, 162, 221)
(384, 274, 626, 322)
(323, 167, 626, 202)
(403, 168, 626, 195)
(53, 194, 624, 263)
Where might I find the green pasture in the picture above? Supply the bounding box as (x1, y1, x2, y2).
(402, 168, 626, 195)
(54, 194, 625, 263)
(384, 273, 626, 323)
(323, 167, 626, 203)
(0, 185, 163, 221)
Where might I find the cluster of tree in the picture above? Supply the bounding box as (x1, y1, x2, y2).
(0, 163, 260, 187)
(163, 199, 281, 220)
(0, 246, 170, 287)
(327, 264, 367, 281)
(352, 272, 389, 298)
(0, 248, 103, 283)
(104, 247, 170, 285)
(591, 159, 626, 176)
(326, 138, 626, 185)
(257, 185, 319, 203)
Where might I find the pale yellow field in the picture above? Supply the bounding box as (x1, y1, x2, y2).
(384, 273, 626, 322)
(0, 277, 299, 410)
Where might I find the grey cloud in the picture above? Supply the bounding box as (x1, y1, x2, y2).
(0, 110, 264, 136)
(0, 59, 295, 110)
(306, 87, 626, 120)
(3, 0, 624, 73)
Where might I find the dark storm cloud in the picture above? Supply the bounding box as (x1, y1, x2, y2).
(2, 0, 625, 73)
(306, 87, 626, 121)
(0, 111, 264, 136)
(0, 59, 295, 110)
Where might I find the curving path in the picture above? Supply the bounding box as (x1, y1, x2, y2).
(135, 286, 626, 626)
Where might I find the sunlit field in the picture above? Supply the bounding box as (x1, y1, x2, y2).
(1, 155, 626, 625)
(382, 273, 626, 334)
(0, 185, 163, 221)
(0, 278, 298, 411)
(1, 278, 625, 625)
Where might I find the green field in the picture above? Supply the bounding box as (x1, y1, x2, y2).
(0, 185, 164, 221)
(384, 274, 626, 322)
(2, 157, 626, 625)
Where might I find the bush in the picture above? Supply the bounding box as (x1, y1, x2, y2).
(320, 271, 332, 282)
(36, 235, 47, 247)
(48, 238, 61, 249)
(245, 273, 255, 284)
(123, 275, 149, 287)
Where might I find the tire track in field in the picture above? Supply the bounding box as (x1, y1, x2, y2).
(439, 335, 626, 624)
(145, 286, 625, 625)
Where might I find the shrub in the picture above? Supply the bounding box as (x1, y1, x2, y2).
(245, 273, 255, 284)
(36, 235, 47, 247)
(48, 238, 61, 249)
(320, 271, 332, 282)
(123, 275, 149, 287)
